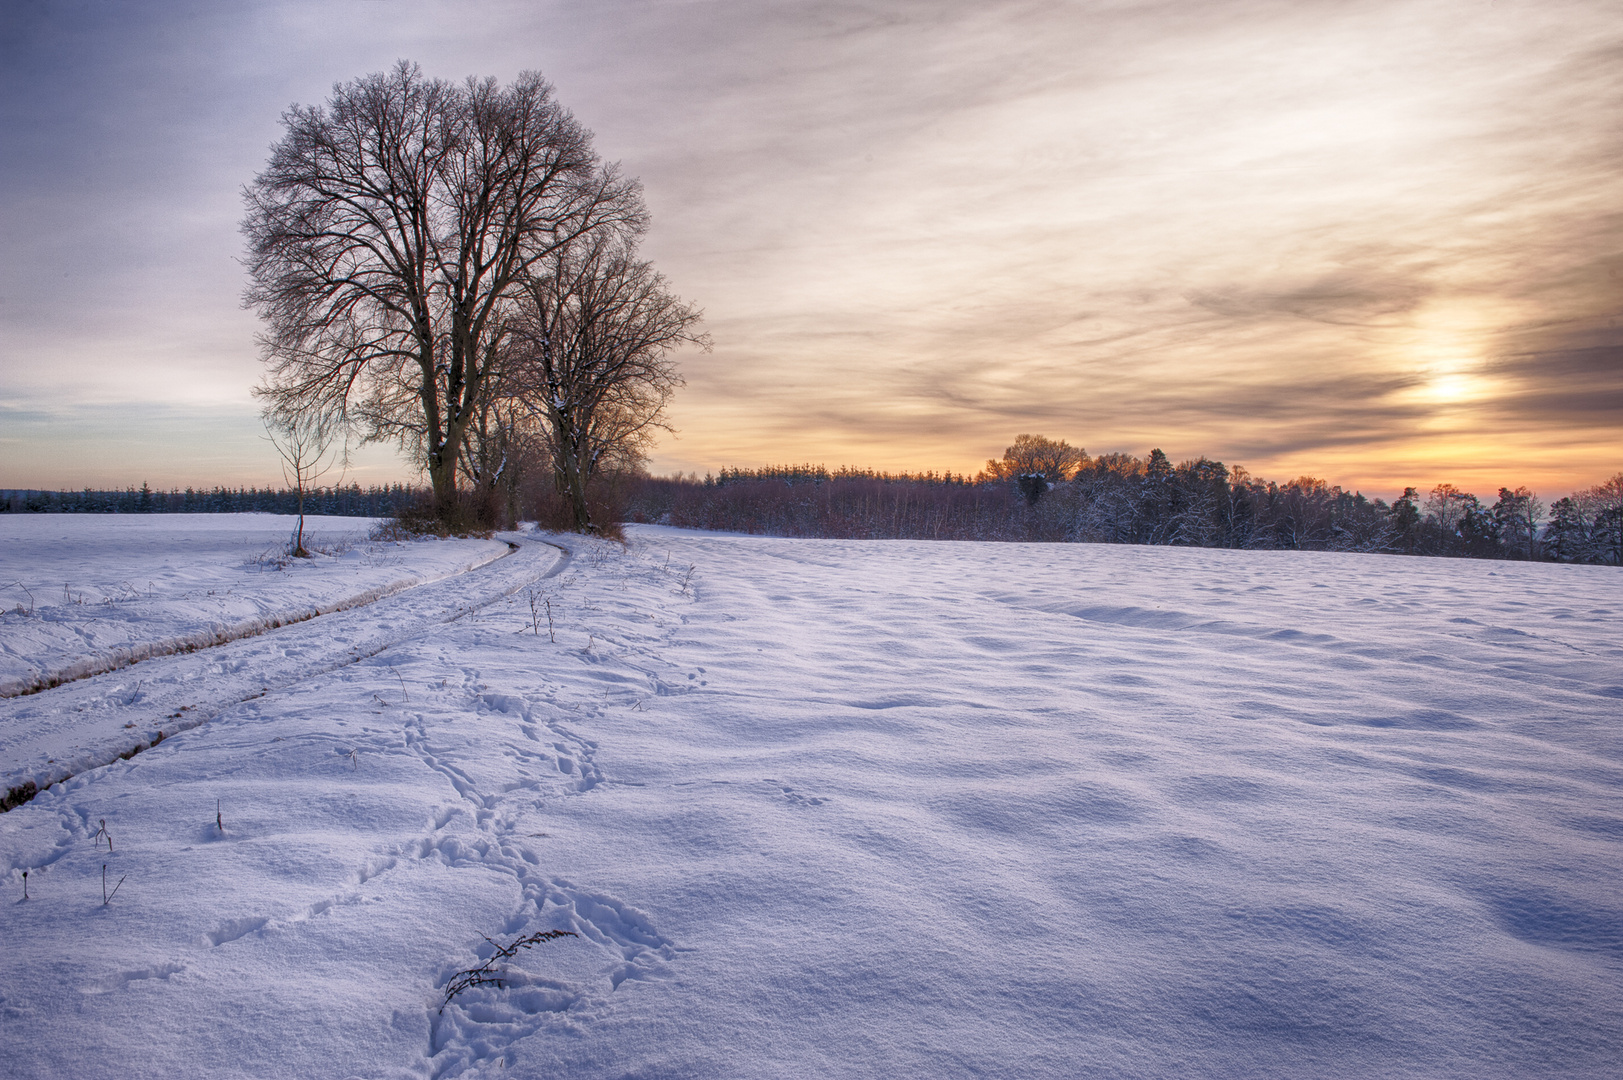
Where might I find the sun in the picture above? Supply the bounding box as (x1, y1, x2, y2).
(1421, 372, 1485, 404)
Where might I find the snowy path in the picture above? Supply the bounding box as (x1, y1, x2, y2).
(1, 528, 1620, 1079)
(0, 515, 510, 698)
(0, 532, 561, 803)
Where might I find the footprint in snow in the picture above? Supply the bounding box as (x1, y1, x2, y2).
(205, 916, 268, 947)
(84, 962, 186, 994)
(777, 784, 826, 808)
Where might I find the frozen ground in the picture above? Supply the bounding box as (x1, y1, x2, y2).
(0, 514, 508, 698)
(1, 523, 1620, 1079)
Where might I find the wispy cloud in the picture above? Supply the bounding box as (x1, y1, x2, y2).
(1, 0, 1618, 492)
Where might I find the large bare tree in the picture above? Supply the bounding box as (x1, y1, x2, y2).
(507, 229, 707, 531)
(242, 62, 641, 518)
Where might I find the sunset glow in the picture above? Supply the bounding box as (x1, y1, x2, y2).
(1, 0, 1619, 498)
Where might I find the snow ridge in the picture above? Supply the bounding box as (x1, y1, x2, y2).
(2, 526, 1620, 1078)
(0, 535, 567, 806)
(0, 541, 512, 699)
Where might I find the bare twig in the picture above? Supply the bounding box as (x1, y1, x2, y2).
(216, 800, 224, 834)
(93, 818, 112, 851)
(2, 580, 34, 615)
(440, 929, 578, 1012)
(21, 870, 27, 900)
(102, 864, 125, 905)
(545, 597, 555, 643)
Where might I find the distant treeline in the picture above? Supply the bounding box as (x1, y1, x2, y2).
(624, 447, 1623, 565)
(9, 450, 1621, 565)
(704, 464, 979, 487)
(1, 483, 427, 517)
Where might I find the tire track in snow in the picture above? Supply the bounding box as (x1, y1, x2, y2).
(7, 529, 675, 1077)
(0, 540, 513, 700)
(0, 534, 574, 809)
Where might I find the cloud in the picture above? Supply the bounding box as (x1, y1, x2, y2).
(2, 0, 1621, 496)
(1483, 343, 1623, 424)
(1185, 268, 1435, 327)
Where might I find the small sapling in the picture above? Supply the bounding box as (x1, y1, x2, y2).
(21, 870, 27, 900)
(216, 799, 224, 834)
(93, 819, 112, 851)
(102, 864, 125, 905)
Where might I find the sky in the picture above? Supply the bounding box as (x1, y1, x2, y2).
(1, 0, 1620, 498)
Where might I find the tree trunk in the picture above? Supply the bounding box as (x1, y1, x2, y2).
(561, 456, 593, 532)
(429, 452, 459, 520)
(552, 431, 594, 533)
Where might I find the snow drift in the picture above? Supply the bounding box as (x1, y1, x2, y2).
(1, 522, 1619, 1078)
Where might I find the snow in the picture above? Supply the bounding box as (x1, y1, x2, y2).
(2, 522, 1621, 1078)
(0, 516, 520, 799)
(0, 514, 509, 698)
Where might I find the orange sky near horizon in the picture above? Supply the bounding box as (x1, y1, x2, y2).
(2, 0, 1619, 503)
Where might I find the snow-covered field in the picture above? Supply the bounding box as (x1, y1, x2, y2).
(2, 522, 1620, 1079)
(0, 514, 509, 697)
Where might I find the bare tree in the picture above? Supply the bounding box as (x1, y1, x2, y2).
(460, 395, 548, 527)
(1491, 486, 1544, 560)
(242, 62, 642, 522)
(1424, 483, 1478, 554)
(982, 435, 1086, 484)
(1071, 452, 1143, 543)
(1269, 476, 1336, 550)
(263, 411, 336, 557)
(506, 230, 706, 531)
(1549, 473, 1623, 564)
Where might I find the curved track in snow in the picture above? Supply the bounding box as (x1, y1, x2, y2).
(0, 540, 515, 700)
(0, 533, 574, 808)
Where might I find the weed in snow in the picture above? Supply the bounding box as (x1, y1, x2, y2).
(3, 580, 36, 615)
(440, 930, 579, 1012)
(522, 589, 556, 641)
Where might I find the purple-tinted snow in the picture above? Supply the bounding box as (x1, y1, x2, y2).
(1, 522, 1619, 1079)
